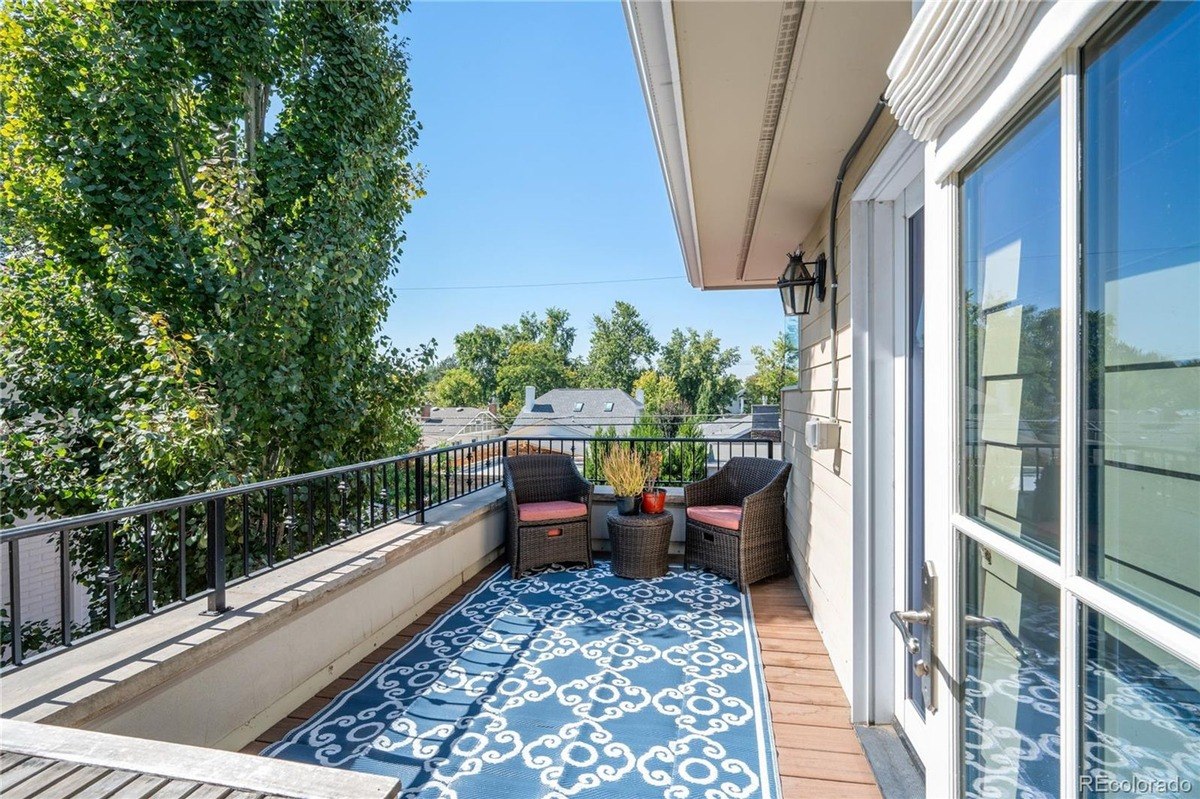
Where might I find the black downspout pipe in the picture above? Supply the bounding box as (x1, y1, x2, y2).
(827, 94, 888, 423)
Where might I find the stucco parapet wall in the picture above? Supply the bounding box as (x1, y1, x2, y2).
(0, 487, 507, 727)
(0, 719, 400, 798)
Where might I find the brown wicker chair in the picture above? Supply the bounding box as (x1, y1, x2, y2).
(684, 457, 792, 591)
(503, 454, 594, 577)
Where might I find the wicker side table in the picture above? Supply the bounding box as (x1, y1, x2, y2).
(606, 509, 673, 579)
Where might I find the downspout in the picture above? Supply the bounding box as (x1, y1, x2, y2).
(828, 95, 887, 423)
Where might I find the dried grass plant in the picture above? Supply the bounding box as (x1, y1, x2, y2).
(602, 446, 647, 496)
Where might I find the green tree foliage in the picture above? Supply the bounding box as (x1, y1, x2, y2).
(664, 417, 708, 484)
(633, 370, 687, 435)
(451, 308, 578, 414)
(583, 301, 658, 392)
(495, 341, 574, 418)
(0, 1, 430, 633)
(658, 328, 742, 418)
(743, 331, 799, 405)
(431, 368, 485, 408)
(585, 424, 617, 483)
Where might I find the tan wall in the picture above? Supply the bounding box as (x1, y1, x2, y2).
(781, 111, 898, 695)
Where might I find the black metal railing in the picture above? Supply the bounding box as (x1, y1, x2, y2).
(1, 434, 775, 671)
(505, 436, 777, 487)
(0, 437, 507, 671)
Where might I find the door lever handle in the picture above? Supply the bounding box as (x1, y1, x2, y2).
(889, 609, 930, 654)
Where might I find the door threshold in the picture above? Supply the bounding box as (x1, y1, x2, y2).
(854, 722, 925, 799)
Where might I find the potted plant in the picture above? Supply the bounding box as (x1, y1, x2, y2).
(641, 450, 666, 514)
(602, 446, 646, 515)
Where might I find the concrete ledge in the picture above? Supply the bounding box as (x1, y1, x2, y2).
(0, 719, 399, 799)
(1, 488, 506, 749)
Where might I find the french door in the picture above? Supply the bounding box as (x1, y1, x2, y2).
(927, 4, 1200, 797)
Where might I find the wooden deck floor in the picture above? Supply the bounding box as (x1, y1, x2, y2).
(0, 751, 284, 799)
(244, 561, 881, 798)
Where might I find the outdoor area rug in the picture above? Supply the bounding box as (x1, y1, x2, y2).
(265, 560, 781, 798)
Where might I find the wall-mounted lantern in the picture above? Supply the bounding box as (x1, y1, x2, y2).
(777, 250, 827, 316)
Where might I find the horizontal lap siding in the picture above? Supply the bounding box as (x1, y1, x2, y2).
(782, 112, 898, 696)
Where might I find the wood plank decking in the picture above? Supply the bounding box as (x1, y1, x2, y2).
(244, 561, 882, 798)
(0, 751, 288, 799)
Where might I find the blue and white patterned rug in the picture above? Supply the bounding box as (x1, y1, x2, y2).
(265, 561, 781, 798)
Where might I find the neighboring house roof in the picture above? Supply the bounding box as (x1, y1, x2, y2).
(699, 415, 753, 440)
(419, 407, 504, 444)
(509, 388, 644, 437)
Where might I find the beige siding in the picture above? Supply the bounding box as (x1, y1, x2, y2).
(782, 112, 898, 694)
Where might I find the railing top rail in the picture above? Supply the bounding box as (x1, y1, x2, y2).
(1, 436, 512, 542)
(0, 434, 767, 542)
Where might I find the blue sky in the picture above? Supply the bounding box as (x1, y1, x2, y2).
(382, 1, 785, 378)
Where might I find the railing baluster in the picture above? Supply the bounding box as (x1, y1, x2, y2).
(416, 455, 426, 524)
(206, 497, 227, 614)
(324, 475, 332, 545)
(105, 521, 115, 629)
(306, 482, 315, 553)
(179, 507, 188, 600)
(240, 497, 250, 577)
(266, 488, 275, 569)
(367, 467, 376, 527)
(287, 486, 296, 560)
(60, 529, 73, 647)
(143, 514, 154, 614)
(8, 538, 22, 666)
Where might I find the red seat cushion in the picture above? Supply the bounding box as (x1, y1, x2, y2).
(518, 500, 588, 522)
(686, 504, 742, 531)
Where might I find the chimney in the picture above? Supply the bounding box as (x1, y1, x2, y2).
(634, 388, 645, 405)
(420, 404, 432, 419)
(487, 398, 498, 416)
(523, 386, 536, 413)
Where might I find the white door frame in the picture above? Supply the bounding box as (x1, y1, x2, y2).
(849, 128, 925, 737)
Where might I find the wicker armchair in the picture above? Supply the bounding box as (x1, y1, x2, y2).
(503, 454, 594, 577)
(684, 457, 792, 591)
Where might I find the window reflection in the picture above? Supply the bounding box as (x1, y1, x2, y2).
(962, 539, 1061, 799)
(1082, 1, 1200, 631)
(1082, 610, 1200, 797)
(962, 91, 1062, 558)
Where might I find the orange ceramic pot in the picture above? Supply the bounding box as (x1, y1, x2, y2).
(641, 489, 666, 514)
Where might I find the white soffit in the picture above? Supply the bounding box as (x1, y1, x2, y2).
(626, 1, 911, 289)
(885, 0, 1041, 143)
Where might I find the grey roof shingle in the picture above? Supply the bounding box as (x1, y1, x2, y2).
(509, 388, 644, 436)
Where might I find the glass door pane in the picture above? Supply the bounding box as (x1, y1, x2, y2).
(1082, 0, 1200, 632)
(1081, 609, 1200, 797)
(962, 538, 1061, 799)
(962, 90, 1062, 559)
(907, 207, 927, 716)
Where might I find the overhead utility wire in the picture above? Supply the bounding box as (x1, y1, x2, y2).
(397, 276, 682, 291)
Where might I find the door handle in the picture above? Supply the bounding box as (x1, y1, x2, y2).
(889, 609, 929, 655)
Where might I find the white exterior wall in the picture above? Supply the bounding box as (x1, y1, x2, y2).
(780, 113, 899, 697)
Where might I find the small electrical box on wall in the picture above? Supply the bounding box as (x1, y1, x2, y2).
(805, 419, 840, 451)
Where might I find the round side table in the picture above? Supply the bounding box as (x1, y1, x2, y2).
(606, 509, 672, 579)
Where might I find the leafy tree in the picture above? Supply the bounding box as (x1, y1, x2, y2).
(586, 424, 617, 483)
(508, 307, 575, 362)
(0, 0, 430, 641)
(452, 325, 506, 401)
(583, 301, 658, 392)
(658, 328, 742, 418)
(633, 370, 687, 435)
(431, 368, 485, 408)
(495, 341, 575, 418)
(664, 417, 708, 484)
(743, 331, 799, 405)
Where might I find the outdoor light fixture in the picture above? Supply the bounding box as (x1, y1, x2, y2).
(777, 249, 827, 316)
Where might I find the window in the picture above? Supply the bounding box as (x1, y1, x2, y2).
(604, 402, 614, 413)
(1081, 0, 1200, 632)
(961, 88, 1062, 559)
(572, 402, 584, 412)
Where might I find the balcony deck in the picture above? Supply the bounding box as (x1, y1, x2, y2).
(243, 558, 882, 799)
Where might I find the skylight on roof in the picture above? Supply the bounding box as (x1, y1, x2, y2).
(573, 402, 584, 412)
(604, 402, 614, 412)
